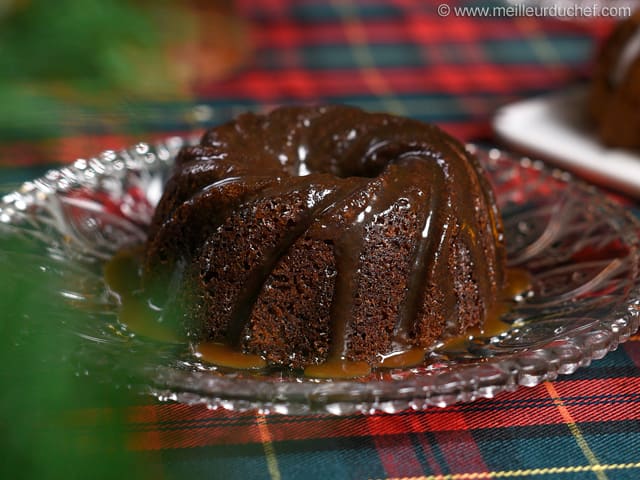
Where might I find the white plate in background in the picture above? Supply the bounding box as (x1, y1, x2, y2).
(493, 85, 640, 199)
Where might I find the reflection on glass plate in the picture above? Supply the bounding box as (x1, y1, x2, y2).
(1, 139, 639, 415)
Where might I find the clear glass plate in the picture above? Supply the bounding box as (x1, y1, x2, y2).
(1, 139, 639, 415)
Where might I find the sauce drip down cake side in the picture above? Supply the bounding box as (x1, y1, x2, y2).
(140, 105, 507, 373)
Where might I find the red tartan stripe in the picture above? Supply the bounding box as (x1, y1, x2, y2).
(126, 403, 223, 425)
(371, 430, 424, 477)
(437, 122, 493, 142)
(0, 135, 138, 167)
(248, 18, 595, 47)
(237, 0, 615, 39)
(552, 377, 640, 402)
(0, 131, 191, 167)
(53, 132, 193, 160)
(123, 377, 640, 451)
(434, 429, 489, 474)
(195, 66, 580, 99)
(389, 0, 618, 32)
(56, 134, 142, 160)
(127, 419, 263, 451)
(0, 142, 54, 168)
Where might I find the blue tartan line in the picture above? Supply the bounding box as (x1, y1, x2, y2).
(252, 38, 595, 70)
(155, 428, 640, 479)
(1, 92, 516, 139)
(160, 434, 387, 480)
(0, 166, 52, 186)
(580, 419, 640, 435)
(248, 1, 404, 23)
(31, 93, 520, 138)
(408, 430, 450, 477)
(561, 365, 640, 381)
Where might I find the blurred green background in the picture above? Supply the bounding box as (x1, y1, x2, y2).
(0, 1, 245, 477)
(0, 0, 249, 164)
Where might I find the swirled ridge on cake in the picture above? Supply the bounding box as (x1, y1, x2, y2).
(143, 106, 506, 370)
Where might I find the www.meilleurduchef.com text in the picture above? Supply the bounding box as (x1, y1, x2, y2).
(437, 2, 632, 18)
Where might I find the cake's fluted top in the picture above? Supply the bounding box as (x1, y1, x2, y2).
(144, 105, 506, 369)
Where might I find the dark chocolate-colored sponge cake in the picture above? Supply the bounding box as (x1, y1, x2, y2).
(589, 10, 640, 149)
(143, 106, 506, 369)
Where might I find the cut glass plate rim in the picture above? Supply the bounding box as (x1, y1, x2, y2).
(1, 136, 639, 416)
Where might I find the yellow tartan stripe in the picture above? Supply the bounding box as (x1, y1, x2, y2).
(380, 462, 640, 479)
(256, 413, 282, 480)
(543, 382, 608, 480)
(514, 17, 562, 66)
(331, 0, 408, 116)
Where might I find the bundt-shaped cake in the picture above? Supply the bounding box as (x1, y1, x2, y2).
(143, 105, 506, 371)
(589, 10, 640, 149)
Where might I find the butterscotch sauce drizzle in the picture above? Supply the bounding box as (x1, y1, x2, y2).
(322, 177, 389, 359)
(319, 156, 444, 361)
(447, 137, 506, 286)
(104, 249, 181, 344)
(303, 359, 372, 379)
(136, 106, 512, 378)
(468, 224, 493, 295)
(106, 248, 531, 377)
(503, 268, 532, 299)
(376, 348, 427, 369)
(394, 158, 449, 342)
(196, 342, 266, 369)
(440, 267, 531, 351)
(326, 234, 364, 359)
(145, 173, 279, 292)
(225, 177, 367, 347)
(223, 180, 337, 346)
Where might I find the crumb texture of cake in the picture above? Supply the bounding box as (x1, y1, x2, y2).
(143, 105, 506, 369)
(589, 10, 640, 149)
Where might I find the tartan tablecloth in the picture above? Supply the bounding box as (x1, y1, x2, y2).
(2, 1, 639, 479)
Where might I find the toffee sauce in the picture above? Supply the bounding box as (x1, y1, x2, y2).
(143, 107, 508, 378)
(105, 249, 531, 378)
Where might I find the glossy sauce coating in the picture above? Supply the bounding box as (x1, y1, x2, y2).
(105, 251, 529, 377)
(141, 106, 507, 371)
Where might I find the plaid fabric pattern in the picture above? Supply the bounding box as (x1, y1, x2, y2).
(2, 1, 639, 479)
(0, 0, 615, 167)
(122, 338, 640, 479)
